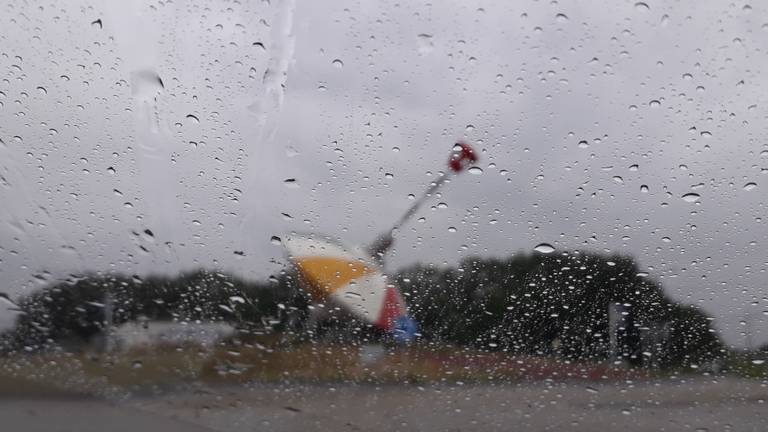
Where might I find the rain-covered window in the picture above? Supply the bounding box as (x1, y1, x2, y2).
(1, 1, 766, 431)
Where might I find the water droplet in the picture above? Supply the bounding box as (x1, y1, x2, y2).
(555, 13, 569, 23)
(682, 73, 693, 80)
(91, 18, 103, 29)
(465, 124, 475, 132)
(130, 69, 164, 100)
(744, 182, 757, 191)
(132, 360, 143, 369)
(752, 359, 765, 365)
(437, 202, 448, 209)
(392, 146, 400, 153)
(417, 34, 434, 54)
(649, 100, 661, 108)
(578, 140, 589, 149)
(332, 59, 344, 68)
(681, 193, 700, 203)
(0, 292, 18, 309)
(36, 86, 47, 95)
(185, 114, 200, 124)
(640, 185, 648, 193)
(286, 146, 300, 158)
(661, 237, 671, 243)
(468, 167, 483, 175)
(700, 131, 712, 138)
(634, 2, 650, 11)
(534, 243, 555, 254)
(612, 176, 624, 184)
(270, 235, 282, 245)
(448, 227, 457, 233)
(283, 178, 299, 188)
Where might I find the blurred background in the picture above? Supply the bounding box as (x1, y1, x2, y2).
(0, 1, 767, 430)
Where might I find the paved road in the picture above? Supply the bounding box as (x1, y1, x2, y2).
(0, 398, 216, 432)
(2, 377, 766, 431)
(131, 378, 767, 431)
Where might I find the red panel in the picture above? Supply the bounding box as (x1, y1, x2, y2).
(376, 286, 405, 331)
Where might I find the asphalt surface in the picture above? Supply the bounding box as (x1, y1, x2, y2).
(2, 377, 767, 431)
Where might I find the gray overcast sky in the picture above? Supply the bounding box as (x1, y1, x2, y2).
(1, 0, 767, 346)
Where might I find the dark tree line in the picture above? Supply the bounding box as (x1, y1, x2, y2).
(396, 252, 725, 369)
(1, 251, 725, 369)
(1, 270, 306, 353)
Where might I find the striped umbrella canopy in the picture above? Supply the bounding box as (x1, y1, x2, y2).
(283, 234, 407, 332)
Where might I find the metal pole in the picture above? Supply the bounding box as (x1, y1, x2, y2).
(367, 142, 476, 260)
(104, 289, 114, 353)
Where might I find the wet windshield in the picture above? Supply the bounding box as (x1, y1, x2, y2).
(1, 1, 766, 431)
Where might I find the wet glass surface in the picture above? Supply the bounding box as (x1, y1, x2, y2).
(0, 1, 766, 430)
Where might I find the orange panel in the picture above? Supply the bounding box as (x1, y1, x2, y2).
(295, 257, 376, 301)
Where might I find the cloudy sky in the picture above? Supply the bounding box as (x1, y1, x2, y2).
(1, 0, 767, 346)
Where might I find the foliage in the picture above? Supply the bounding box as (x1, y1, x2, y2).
(2, 251, 725, 369)
(397, 251, 725, 369)
(3, 270, 306, 352)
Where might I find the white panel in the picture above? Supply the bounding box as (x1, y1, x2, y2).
(329, 274, 389, 324)
(284, 234, 370, 262)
